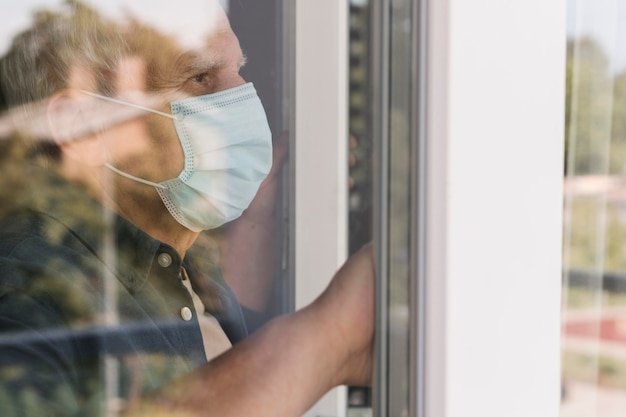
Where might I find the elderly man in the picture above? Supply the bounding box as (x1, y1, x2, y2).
(0, 1, 374, 416)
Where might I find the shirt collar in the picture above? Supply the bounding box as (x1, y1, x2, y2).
(24, 164, 177, 292)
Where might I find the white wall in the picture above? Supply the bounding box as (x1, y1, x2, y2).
(426, 1, 566, 416)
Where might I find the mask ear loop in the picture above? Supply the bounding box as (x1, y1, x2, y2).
(104, 163, 168, 189)
(80, 90, 178, 190)
(79, 90, 181, 120)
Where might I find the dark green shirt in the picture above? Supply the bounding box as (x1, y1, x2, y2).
(0, 166, 247, 416)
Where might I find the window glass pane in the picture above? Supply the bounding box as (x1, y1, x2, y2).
(562, 0, 626, 415)
(0, 1, 292, 415)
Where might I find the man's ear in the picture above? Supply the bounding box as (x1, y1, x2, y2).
(46, 90, 107, 167)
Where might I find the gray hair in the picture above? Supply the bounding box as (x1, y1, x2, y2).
(0, 0, 127, 109)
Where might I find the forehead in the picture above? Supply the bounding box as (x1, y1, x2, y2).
(0, 0, 232, 56)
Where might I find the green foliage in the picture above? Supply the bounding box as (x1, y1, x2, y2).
(566, 37, 610, 174)
(564, 36, 626, 282)
(564, 198, 626, 271)
(562, 351, 626, 389)
(52, 384, 80, 416)
(0, 386, 18, 417)
(20, 387, 44, 417)
(566, 36, 626, 175)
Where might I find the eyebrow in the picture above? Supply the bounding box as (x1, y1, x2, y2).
(175, 51, 247, 78)
(176, 54, 222, 78)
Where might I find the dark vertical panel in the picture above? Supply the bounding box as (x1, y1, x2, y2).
(349, 3, 374, 258)
(228, 0, 293, 324)
(229, 1, 283, 135)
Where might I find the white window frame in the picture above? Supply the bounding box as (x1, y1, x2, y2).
(423, 1, 566, 416)
(294, 1, 349, 416)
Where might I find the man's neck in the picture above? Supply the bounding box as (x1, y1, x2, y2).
(62, 163, 199, 256)
(105, 187, 200, 256)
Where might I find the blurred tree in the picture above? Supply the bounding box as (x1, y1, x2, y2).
(564, 37, 626, 276)
(20, 387, 43, 417)
(565, 36, 612, 175)
(0, 386, 17, 417)
(609, 70, 626, 173)
(52, 383, 79, 416)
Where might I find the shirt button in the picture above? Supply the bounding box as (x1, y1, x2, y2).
(181, 307, 193, 321)
(157, 253, 172, 268)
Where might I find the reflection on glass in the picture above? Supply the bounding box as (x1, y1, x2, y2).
(562, 1, 626, 416)
(0, 0, 381, 415)
(0, 1, 286, 415)
(348, 1, 374, 415)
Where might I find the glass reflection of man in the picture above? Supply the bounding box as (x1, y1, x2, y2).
(0, 1, 374, 416)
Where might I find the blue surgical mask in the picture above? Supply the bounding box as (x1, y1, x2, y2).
(82, 83, 273, 231)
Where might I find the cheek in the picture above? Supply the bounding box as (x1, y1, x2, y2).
(106, 119, 153, 162)
(146, 114, 185, 176)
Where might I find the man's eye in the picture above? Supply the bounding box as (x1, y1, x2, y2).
(191, 72, 209, 83)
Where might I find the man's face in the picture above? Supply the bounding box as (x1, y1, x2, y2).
(101, 3, 247, 187)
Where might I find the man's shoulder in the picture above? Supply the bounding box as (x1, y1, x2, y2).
(0, 208, 94, 253)
(0, 209, 101, 291)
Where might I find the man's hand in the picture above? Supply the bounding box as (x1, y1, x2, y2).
(128, 244, 375, 417)
(314, 243, 375, 386)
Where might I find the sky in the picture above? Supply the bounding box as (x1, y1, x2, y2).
(567, 0, 626, 73)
